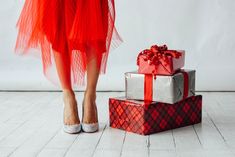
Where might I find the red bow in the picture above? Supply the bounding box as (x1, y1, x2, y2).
(137, 44, 182, 67)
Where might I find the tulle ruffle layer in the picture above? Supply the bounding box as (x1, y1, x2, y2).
(15, 0, 123, 88)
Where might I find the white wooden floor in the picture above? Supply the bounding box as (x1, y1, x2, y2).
(0, 92, 235, 157)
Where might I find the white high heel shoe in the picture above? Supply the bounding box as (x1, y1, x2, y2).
(81, 100, 99, 133)
(63, 102, 81, 134)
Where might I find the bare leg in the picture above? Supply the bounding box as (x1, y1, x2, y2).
(82, 48, 101, 123)
(53, 50, 80, 125)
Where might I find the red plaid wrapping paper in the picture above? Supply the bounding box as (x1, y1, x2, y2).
(109, 95, 202, 135)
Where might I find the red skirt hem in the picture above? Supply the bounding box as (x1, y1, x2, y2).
(14, 0, 123, 88)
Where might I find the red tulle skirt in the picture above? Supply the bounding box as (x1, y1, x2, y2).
(15, 0, 123, 88)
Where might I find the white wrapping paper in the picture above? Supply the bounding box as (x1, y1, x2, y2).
(125, 69, 195, 104)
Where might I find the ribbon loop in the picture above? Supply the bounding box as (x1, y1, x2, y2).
(137, 44, 182, 75)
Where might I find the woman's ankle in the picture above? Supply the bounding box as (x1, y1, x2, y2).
(84, 90, 96, 100)
(63, 90, 78, 109)
(63, 89, 75, 99)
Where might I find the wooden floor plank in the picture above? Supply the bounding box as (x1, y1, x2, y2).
(149, 130, 175, 150)
(43, 129, 78, 149)
(64, 123, 106, 157)
(0, 93, 60, 156)
(121, 149, 148, 157)
(178, 149, 235, 157)
(9, 123, 61, 157)
(0, 93, 38, 123)
(7, 101, 63, 157)
(172, 125, 202, 151)
(150, 150, 178, 157)
(96, 126, 126, 150)
(203, 92, 235, 149)
(93, 126, 126, 157)
(0, 147, 16, 157)
(193, 110, 228, 149)
(5, 92, 59, 124)
(0, 123, 22, 142)
(121, 132, 149, 157)
(93, 149, 121, 157)
(37, 148, 67, 157)
(0, 92, 234, 157)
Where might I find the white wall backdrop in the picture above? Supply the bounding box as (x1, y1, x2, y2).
(0, 0, 235, 91)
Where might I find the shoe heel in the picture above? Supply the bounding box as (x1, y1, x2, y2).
(62, 102, 81, 134)
(81, 100, 99, 133)
(82, 122, 99, 133)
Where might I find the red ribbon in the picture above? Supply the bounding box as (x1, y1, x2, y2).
(181, 71, 189, 99)
(137, 44, 182, 75)
(143, 70, 189, 102)
(144, 74, 153, 101)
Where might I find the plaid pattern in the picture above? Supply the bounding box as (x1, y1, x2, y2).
(109, 95, 202, 135)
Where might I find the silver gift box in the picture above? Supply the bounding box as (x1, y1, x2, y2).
(125, 69, 195, 104)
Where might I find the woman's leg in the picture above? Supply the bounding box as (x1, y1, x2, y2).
(83, 48, 101, 123)
(53, 50, 80, 125)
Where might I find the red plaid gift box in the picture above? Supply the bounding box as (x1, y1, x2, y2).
(137, 44, 185, 75)
(109, 95, 202, 135)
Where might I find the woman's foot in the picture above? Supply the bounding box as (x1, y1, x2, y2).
(82, 91, 99, 132)
(63, 90, 81, 130)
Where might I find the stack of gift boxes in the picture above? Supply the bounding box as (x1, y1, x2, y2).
(109, 44, 202, 135)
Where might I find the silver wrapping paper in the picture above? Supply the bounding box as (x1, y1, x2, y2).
(125, 69, 195, 104)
